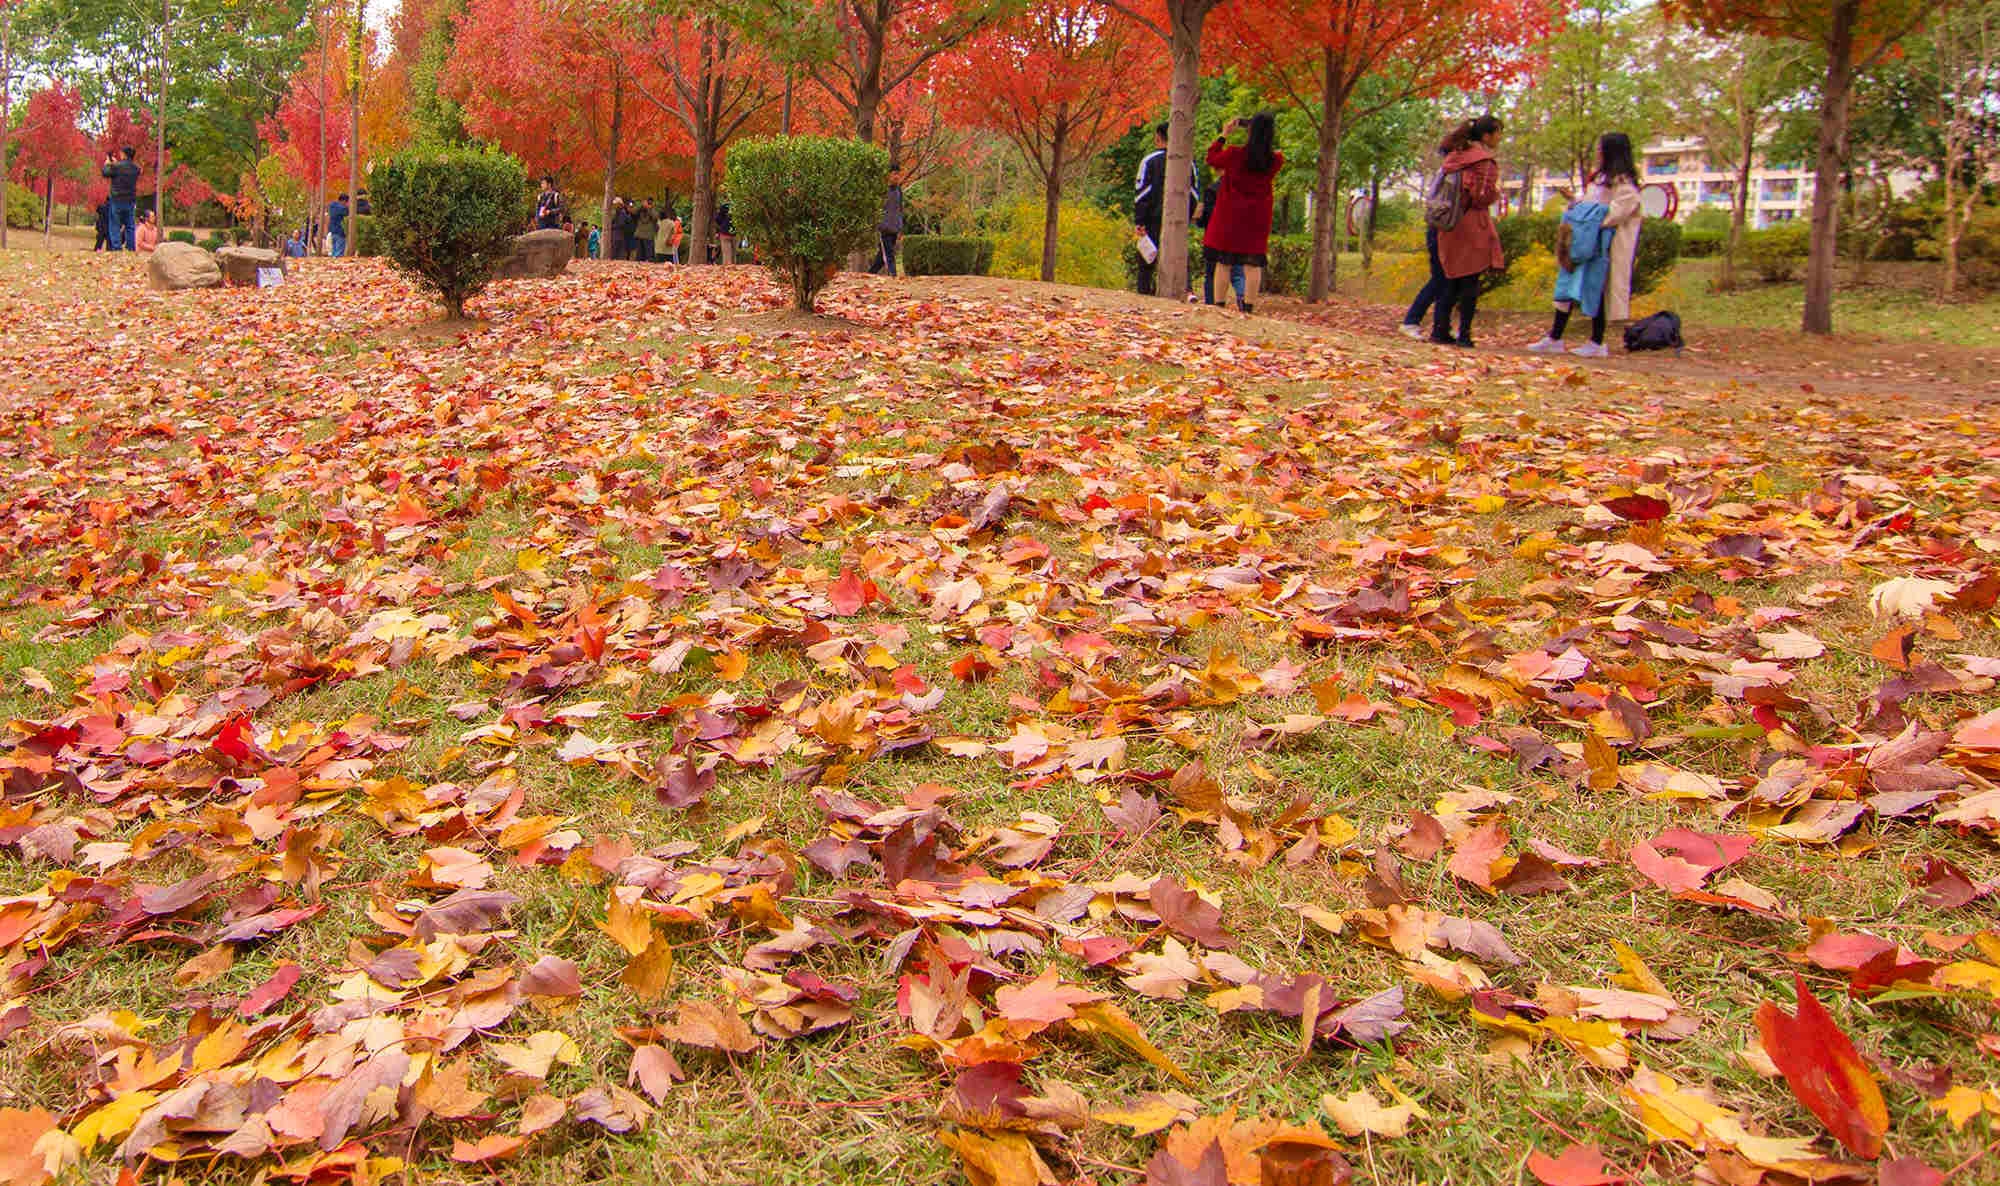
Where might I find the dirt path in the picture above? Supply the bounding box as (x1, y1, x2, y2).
(900, 274, 2000, 406)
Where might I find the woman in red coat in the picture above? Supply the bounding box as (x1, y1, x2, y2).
(1204, 111, 1283, 313)
(1430, 114, 1505, 347)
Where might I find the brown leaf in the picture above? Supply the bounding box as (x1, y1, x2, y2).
(628, 1045, 684, 1103)
(1149, 875, 1236, 948)
(661, 999, 761, 1054)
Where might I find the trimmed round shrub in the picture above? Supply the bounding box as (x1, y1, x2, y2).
(1745, 222, 1809, 282)
(724, 136, 888, 312)
(372, 143, 529, 320)
(167, 229, 197, 245)
(349, 213, 381, 257)
(904, 235, 993, 277)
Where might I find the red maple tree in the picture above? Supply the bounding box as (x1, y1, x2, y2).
(809, 0, 1012, 153)
(8, 80, 89, 241)
(447, 0, 680, 224)
(1217, 0, 1552, 301)
(950, 1, 1165, 281)
(628, 3, 783, 262)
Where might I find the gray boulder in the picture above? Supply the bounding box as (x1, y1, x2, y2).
(496, 228, 573, 280)
(215, 245, 285, 288)
(147, 241, 222, 291)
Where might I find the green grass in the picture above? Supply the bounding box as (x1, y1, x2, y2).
(1, 255, 1997, 1186)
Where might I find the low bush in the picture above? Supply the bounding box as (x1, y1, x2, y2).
(1488, 213, 1558, 293)
(1264, 235, 1314, 297)
(167, 229, 197, 245)
(349, 213, 381, 257)
(725, 135, 887, 312)
(1744, 222, 1809, 282)
(1121, 234, 1202, 295)
(1633, 219, 1681, 295)
(1681, 228, 1725, 258)
(988, 201, 1127, 289)
(902, 235, 992, 277)
(199, 234, 227, 252)
(372, 143, 529, 320)
(5, 182, 39, 230)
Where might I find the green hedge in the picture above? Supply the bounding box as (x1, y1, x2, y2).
(725, 135, 888, 312)
(373, 143, 528, 320)
(198, 233, 228, 252)
(1745, 222, 1809, 282)
(167, 229, 198, 245)
(1681, 228, 1725, 258)
(1264, 235, 1313, 297)
(1632, 219, 1681, 295)
(902, 235, 992, 276)
(349, 213, 381, 257)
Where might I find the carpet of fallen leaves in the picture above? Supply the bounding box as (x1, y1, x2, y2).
(0, 253, 1997, 1186)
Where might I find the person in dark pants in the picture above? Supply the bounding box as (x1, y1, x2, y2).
(1196, 181, 1220, 304)
(1399, 225, 1445, 337)
(100, 147, 141, 251)
(633, 200, 658, 263)
(1431, 115, 1505, 348)
(534, 176, 564, 230)
(93, 200, 111, 252)
(328, 192, 350, 258)
(873, 169, 904, 275)
(1133, 123, 1200, 297)
(715, 202, 735, 264)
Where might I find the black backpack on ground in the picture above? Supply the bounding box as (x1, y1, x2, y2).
(1624, 311, 1683, 353)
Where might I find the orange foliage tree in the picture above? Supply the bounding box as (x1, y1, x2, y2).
(1217, 0, 1551, 301)
(807, 0, 1013, 152)
(1665, 0, 1943, 334)
(625, 1, 784, 262)
(949, 1, 1164, 281)
(447, 0, 679, 224)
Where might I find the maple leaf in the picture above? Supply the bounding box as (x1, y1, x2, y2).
(1525, 1143, 1625, 1186)
(661, 999, 761, 1054)
(993, 967, 1106, 1028)
(1754, 974, 1888, 1159)
(1629, 830, 1753, 894)
(1149, 876, 1236, 949)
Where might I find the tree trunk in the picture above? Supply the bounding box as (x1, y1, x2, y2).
(782, 66, 794, 136)
(315, 0, 327, 255)
(691, 128, 717, 267)
(1157, 0, 1206, 301)
(601, 77, 622, 244)
(1307, 50, 1343, 304)
(157, 0, 170, 234)
(1, 6, 13, 252)
(348, 0, 363, 214)
(42, 174, 52, 248)
(1040, 119, 1065, 283)
(1721, 117, 1753, 291)
(1803, 0, 1858, 335)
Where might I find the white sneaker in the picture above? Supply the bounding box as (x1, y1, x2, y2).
(1571, 342, 1610, 358)
(1397, 323, 1424, 339)
(1526, 337, 1567, 354)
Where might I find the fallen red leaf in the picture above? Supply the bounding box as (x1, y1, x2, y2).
(1753, 973, 1888, 1159)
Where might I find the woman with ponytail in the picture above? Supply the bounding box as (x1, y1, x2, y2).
(1429, 114, 1505, 347)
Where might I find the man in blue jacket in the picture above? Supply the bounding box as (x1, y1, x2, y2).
(328, 192, 350, 258)
(100, 148, 141, 251)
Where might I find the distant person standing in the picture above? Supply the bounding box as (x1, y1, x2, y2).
(715, 202, 735, 264)
(633, 199, 659, 263)
(101, 147, 141, 251)
(93, 200, 111, 252)
(534, 176, 565, 230)
(1203, 112, 1284, 313)
(328, 192, 351, 258)
(874, 168, 904, 276)
(354, 191, 372, 216)
(1428, 115, 1505, 348)
(1132, 123, 1200, 297)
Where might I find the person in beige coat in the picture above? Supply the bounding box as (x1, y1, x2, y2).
(1529, 132, 1644, 357)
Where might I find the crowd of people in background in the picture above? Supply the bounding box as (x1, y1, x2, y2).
(583, 191, 742, 266)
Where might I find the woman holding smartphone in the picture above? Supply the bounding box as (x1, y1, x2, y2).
(1203, 112, 1284, 313)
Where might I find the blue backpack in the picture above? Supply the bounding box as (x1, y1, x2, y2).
(1624, 311, 1684, 353)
